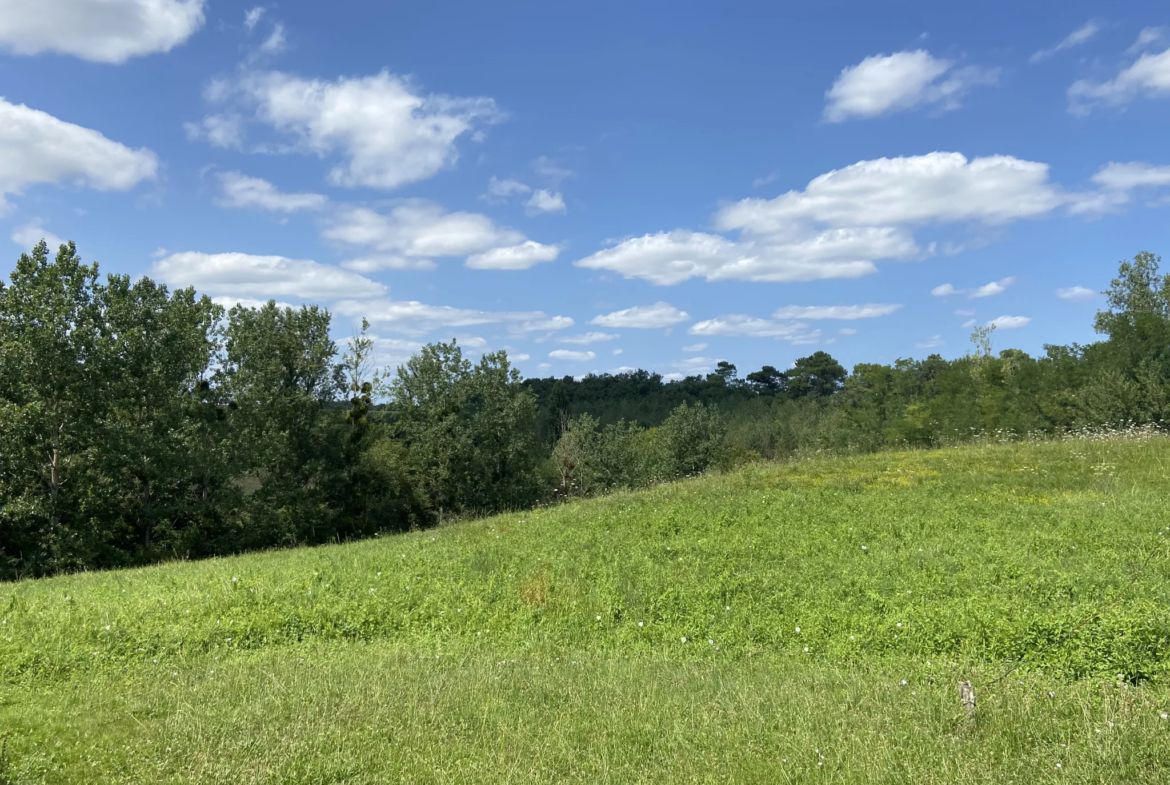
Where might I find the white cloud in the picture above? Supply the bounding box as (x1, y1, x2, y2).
(916, 335, 945, 348)
(718, 153, 1063, 232)
(325, 200, 523, 259)
(1090, 161, 1170, 190)
(931, 277, 1014, 298)
(532, 156, 573, 183)
(485, 177, 531, 198)
(333, 298, 572, 337)
(11, 219, 65, 250)
(244, 7, 265, 31)
(668, 356, 721, 376)
(1031, 22, 1099, 64)
(184, 114, 245, 149)
(259, 23, 285, 55)
(0, 97, 158, 210)
(558, 332, 619, 345)
(1128, 27, 1164, 54)
(988, 315, 1031, 329)
(197, 70, 501, 189)
(575, 228, 892, 285)
(753, 172, 778, 188)
(955, 309, 976, 316)
(770, 303, 901, 320)
(970, 276, 1015, 298)
(1069, 46, 1170, 115)
(525, 189, 566, 215)
(0, 0, 205, 63)
(688, 315, 821, 344)
(824, 50, 997, 122)
(591, 302, 690, 328)
(339, 256, 436, 272)
(838, 328, 857, 336)
(612, 348, 624, 355)
(465, 241, 559, 270)
(510, 353, 530, 362)
(210, 295, 295, 311)
(151, 251, 385, 300)
(215, 171, 327, 212)
(549, 349, 595, 362)
(1057, 285, 1098, 301)
(961, 319, 977, 328)
(682, 343, 707, 352)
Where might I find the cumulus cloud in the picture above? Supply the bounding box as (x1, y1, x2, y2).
(151, 251, 385, 300)
(210, 295, 295, 311)
(931, 277, 1014, 298)
(525, 189, 566, 215)
(955, 309, 976, 316)
(485, 177, 531, 199)
(510, 353, 531, 362)
(770, 303, 901, 320)
(579, 152, 1069, 286)
(688, 315, 823, 344)
(668, 356, 722, 376)
(575, 228, 893, 285)
(465, 241, 560, 270)
(549, 349, 595, 361)
(591, 302, 690, 328)
(838, 328, 857, 335)
(259, 23, 285, 55)
(1090, 161, 1170, 189)
(824, 50, 997, 122)
(11, 220, 65, 251)
(325, 200, 555, 270)
(215, 171, 327, 212)
(558, 332, 619, 345)
(0, 97, 158, 210)
(184, 114, 245, 149)
(0, 0, 205, 63)
(971, 277, 1015, 298)
(1031, 22, 1099, 64)
(682, 343, 707, 352)
(916, 335, 945, 348)
(988, 315, 1031, 329)
(193, 70, 501, 189)
(1057, 286, 1098, 301)
(332, 298, 572, 337)
(339, 256, 436, 272)
(1069, 46, 1170, 115)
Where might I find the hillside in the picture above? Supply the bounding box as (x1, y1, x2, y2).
(2, 435, 1170, 783)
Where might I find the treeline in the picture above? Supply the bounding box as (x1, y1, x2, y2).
(1, 242, 1167, 578)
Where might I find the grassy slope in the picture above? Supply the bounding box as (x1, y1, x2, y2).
(2, 437, 1170, 783)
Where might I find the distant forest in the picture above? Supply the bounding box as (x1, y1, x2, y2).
(2, 241, 1168, 579)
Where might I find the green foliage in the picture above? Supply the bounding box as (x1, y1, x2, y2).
(387, 340, 542, 519)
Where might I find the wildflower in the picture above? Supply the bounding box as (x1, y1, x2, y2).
(370, 588, 375, 594)
(638, 621, 644, 627)
(818, 762, 823, 767)
(681, 637, 687, 643)
(861, 545, 867, 551)
(596, 615, 602, 621)
(803, 647, 809, 652)
(1048, 691, 1055, 698)
(1162, 713, 1168, 720)
(709, 639, 714, 645)
(900, 680, 908, 686)
(795, 626, 801, 633)
(1055, 763, 1062, 769)
(726, 606, 730, 611)
(849, 635, 855, 640)
(896, 622, 902, 628)
(231, 577, 237, 583)
(104, 625, 111, 631)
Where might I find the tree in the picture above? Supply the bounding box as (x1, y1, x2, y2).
(786, 351, 847, 399)
(388, 341, 541, 518)
(0, 241, 109, 573)
(746, 365, 786, 395)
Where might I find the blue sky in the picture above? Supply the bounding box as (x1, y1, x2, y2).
(3, 1, 1169, 379)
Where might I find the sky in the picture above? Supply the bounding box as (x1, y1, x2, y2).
(2, 0, 1169, 380)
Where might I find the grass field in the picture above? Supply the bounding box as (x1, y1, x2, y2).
(2, 435, 1170, 783)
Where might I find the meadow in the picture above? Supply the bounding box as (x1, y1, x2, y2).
(2, 434, 1169, 783)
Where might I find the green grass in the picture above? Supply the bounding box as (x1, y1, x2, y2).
(3, 437, 1170, 783)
